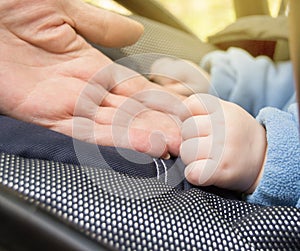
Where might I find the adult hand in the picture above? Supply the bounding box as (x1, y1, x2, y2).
(179, 94, 267, 192)
(0, 0, 182, 157)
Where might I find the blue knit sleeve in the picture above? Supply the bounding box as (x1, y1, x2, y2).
(200, 48, 295, 116)
(246, 104, 300, 207)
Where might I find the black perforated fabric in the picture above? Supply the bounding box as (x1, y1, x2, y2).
(1, 152, 299, 251)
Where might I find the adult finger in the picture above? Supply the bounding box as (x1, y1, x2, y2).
(91, 61, 186, 115)
(163, 83, 196, 97)
(66, 0, 144, 47)
(93, 106, 132, 126)
(150, 75, 179, 87)
(58, 116, 168, 158)
(101, 93, 148, 116)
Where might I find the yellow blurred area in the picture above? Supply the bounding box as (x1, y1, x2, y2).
(84, 0, 131, 15)
(84, 0, 282, 41)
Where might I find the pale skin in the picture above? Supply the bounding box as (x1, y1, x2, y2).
(151, 58, 267, 193)
(0, 0, 183, 158)
(0, 0, 266, 193)
(150, 57, 211, 96)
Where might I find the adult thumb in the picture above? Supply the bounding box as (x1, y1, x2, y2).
(66, 0, 144, 47)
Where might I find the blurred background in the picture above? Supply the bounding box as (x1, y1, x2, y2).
(85, 0, 282, 41)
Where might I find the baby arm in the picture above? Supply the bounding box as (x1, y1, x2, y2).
(180, 95, 300, 207)
(150, 57, 210, 96)
(247, 104, 300, 207)
(179, 94, 267, 192)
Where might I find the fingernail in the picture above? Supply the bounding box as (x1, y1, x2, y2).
(162, 152, 171, 160)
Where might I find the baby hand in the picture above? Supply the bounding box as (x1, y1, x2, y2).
(150, 57, 210, 96)
(179, 94, 267, 192)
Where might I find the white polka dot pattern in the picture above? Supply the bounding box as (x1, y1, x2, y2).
(0, 152, 299, 250)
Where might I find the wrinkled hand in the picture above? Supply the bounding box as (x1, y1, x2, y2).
(179, 94, 267, 192)
(150, 57, 210, 96)
(0, 0, 182, 157)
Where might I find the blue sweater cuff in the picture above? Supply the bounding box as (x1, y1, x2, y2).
(246, 104, 300, 207)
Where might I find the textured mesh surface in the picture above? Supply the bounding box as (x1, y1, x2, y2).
(1, 152, 299, 250)
(96, 15, 217, 69)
